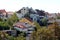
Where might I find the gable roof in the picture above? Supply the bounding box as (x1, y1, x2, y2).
(20, 18, 34, 25)
(13, 22, 33, 28)
(13, 22, 26, 28)
(0, 9, 7, 13)
(0, 9, 7, 16)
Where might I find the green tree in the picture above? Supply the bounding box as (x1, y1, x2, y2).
(41, 17, 47, 26)
(34, 21, 41, 30)
(7, 13, 19, 30)
(30, 21, 59, 40)
(0, 21, 9, 30)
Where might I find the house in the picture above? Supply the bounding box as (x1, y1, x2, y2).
(7, 12, 14, 18)
(30, 14, 39, 21)
(16, 7, 29, 19)
(17, 7, 29, 14)
(30, 14, 45, 21)
(16, 7, 36, 19)
(19, 18, 34, 26)
(13, 22, 36, 37)
(0, 9, 7, 19)
(0, 9, 14, 19)
(30, 14, 46, 26)
(47, 13, 57, 24)
(13, 22, 35, 33)
(55, 19, 60, 26)
(46, 13, 60, 26)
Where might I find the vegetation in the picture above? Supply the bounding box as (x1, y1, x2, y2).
(0, 32, 26, 40)
(0, 13, 19, 30)
(7, 13, 19, 30)
(57, 16, 60, 19)
(0, 14, 60, 40)
(30, 22, 60, 40)
(41, 17, 47, 26)
(0, 10, 60, 40)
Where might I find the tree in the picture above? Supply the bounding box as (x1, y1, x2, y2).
(34, 21, 41, 30)
(41, 17, 47, 26)
(0, 21, 9, 30)
(9, 13, 19, 23)
(0, 12, 19, 30)
(7, 13, 19, 30)
(30, 21, 60, 40)
(30, 22, 41, 40)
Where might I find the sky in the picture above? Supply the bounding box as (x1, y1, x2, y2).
(0, 0, 60, 13)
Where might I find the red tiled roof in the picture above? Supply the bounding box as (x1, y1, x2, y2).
(0, 9, 7, 16)
(0, 9, 7, 13)
(0, 9, 14, 15)
(14, 22, 26, 28)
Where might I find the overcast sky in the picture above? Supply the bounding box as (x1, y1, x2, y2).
(0, 0, 60, 13)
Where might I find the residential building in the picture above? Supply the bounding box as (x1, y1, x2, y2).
(56, 19, 60, 26)
(19, 18, 34, 26)
(0, 9, 14, 19)
(7, 12, 14, 18)
(47, 13, 57, 24)
(46, 13, 60, 26)
(16, 7, 36, 19)
(13, 22, 35, 33)
(0, 9, 7, 19)
(30, 14, 46, 26)
(30, 14, 40, 21)
(13, 22, 36, 40)
(16, 7, 29, 19)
